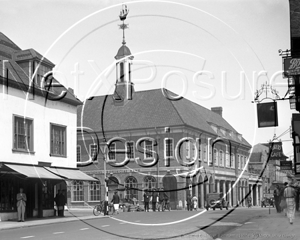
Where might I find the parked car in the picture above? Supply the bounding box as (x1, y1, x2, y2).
(205, 193, 229, 211)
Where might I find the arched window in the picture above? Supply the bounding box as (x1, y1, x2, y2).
(72, 181, 84, 202)
(144, 175, 156, 190)
(125, 176, 138, 200)
(120, 62, 124, 82)
(89, 180, 100, 202)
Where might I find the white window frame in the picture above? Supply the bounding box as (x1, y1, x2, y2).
(71, 180, 84, 202)
(77, 145, 81, 162)
(126, 141, 135, 160)
(203, 144, 207, 162)
(164, 138, 174, 159)
(89, 143, 98, 160)
(50, 123, 67, 157)
(214, 149, 218, 166)
(13, 115, 34, 152)
(198, 141, 201, 161)
(108, 142, 116, 161)
(88, 181, 100, 202)
(231, 154, 235, 169)
(144, 140, 154, 159)
(219, 150, 223, 166)
(186, 140, 191, 159)
(226, 152, 230, 168)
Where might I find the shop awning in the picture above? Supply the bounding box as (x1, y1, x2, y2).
(4, 164, 63, 180)
(44, 167, 98, 181)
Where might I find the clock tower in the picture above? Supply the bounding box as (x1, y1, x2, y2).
(113, 4, 134, 105)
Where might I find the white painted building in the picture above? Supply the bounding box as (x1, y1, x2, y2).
(0, 32, 96, 221)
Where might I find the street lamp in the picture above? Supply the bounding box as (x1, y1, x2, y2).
(100, 142, 109, 215)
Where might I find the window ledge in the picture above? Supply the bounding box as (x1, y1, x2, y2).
(70, 201, 84, 203)
(12, 149, 35, 154)
(50, 154, 67, 158)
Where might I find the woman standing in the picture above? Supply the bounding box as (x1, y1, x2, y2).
(284, 182, 296, 224)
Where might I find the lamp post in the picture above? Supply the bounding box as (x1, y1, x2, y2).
(100, 142, 108, 215)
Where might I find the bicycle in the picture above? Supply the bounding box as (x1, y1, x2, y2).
(93, 201, 115, 216)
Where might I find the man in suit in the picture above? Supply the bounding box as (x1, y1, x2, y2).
(143, 190, 150, 212)
(152, 188, 158, 212)
(16, 188, 27, 222)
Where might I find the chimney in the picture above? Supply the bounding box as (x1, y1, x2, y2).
(211, 107, 223, 117)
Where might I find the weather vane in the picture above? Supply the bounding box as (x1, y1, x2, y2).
(118, 4, 129, 45)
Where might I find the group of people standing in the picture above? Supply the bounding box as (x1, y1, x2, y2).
(186, 194, 198, 211)
(143, 188, 170, 212)
(274, 182, 297, 224)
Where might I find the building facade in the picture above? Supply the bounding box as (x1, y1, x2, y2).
(249, 143, 290, 198)
(0, 32, 96, 221)
(73, 8, 262, 209)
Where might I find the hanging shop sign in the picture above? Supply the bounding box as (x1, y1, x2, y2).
(257, 102, 278, 128)
(280, 161, 292, 170)
(269, 142, 286, 161)
(284, 58, 300, 76)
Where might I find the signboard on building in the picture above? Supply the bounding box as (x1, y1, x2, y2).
(284, 58, 300, 76)
(292, 114, 300, 175)
(280, 161, 292, 170)
(257, 102, 278, 128)
(269, 142, 285, 161)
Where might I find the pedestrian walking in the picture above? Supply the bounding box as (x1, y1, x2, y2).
(247, 196, 252, 208)
(284, 182, 296, 224)
(192, 195, 198, 210)
(280, 183, 288, 215)
(274, 185, 281, 213)
(111, 191, 120, 214)
(152, 188, 158, 212)
(164, 191, 170, 211)
(55, 190, 66, 217)
(16, 188, 27, 222)
(187, 193, 192, 211)
(143, 190, 150, 212)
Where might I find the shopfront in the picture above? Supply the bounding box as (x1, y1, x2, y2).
(0, 163, 97, 221)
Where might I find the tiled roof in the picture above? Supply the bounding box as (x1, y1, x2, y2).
(0, 32, 81, 106)
(115, 45, 133, 60)
(0, 32, 21, 60)
(14, 49, 54, 67)
(78, 88, 251, 147)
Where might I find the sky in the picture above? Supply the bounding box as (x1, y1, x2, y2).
(1, 0, 295, 157)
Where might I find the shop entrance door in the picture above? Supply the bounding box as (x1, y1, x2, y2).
(25, 180, 36, 218)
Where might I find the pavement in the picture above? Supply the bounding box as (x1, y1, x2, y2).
(0, 208, 105, 231)
(214, 209, 300, 240)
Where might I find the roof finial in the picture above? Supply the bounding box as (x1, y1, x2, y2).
(118, 4, 129, 45)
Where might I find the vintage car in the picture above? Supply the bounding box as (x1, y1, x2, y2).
(205, 193, 229, 210)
